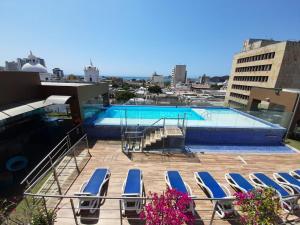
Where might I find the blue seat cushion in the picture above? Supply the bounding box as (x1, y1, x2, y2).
(229, 173, 254, 192)
(254, 173, 289, 197)
(167, 171, 188, 194)
(83, 168, 108, 195)
(124, 169, 141, 195)
(295, 170, 300, 176)
(278, 173, 300, 192)
(197, 172, 227, 198)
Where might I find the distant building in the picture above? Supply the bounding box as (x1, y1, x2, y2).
(17, 51, 46, 69)
(84, 60, 100, 82)
(151, 72, 164, 87)
(52, 68, 64, 80)
(5, 61, 19, 71)
(21, 51, 51, 81)
(0, 66, 4, 71)
(199, 74, 210, 84)
(171, 65, 187, 86)
(225, 39, 300, 108)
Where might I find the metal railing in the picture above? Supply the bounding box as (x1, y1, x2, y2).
(120, 113, 187, 152)
(22, 192, 300, 225)
(21, 125, 91, 195)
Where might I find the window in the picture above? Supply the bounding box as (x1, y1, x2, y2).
(237, 52, 275, 64)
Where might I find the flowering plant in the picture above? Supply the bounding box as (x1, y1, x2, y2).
(140, 188, 194, 225)
(234, 188, 280, 225)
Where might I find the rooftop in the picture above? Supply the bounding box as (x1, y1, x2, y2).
(50, 140, 300, 225)
(41, 82, 93, 87)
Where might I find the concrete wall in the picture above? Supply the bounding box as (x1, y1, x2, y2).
(276, 42, 300, 88)
(247, 87, 300, 135)
(0, 71, 41, 109)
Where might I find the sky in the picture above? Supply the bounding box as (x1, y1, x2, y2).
(0, 0, 300, 77)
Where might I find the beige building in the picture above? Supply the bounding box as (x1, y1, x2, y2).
(225, 39, 300, 108)
(151, 72, 164, 87)
(171, 65, 187, 86)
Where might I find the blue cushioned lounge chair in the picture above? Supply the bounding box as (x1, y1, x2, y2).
(225, 173, 255, 193)
(121, 169, 144, 214)
(165, 170, 194, 213)
(194, 172, 235, 218)
(75, 168, 110, 214)
(290, 170, 300, 180)
(274, 172, 300, 194)
(249, 172, 297, 212)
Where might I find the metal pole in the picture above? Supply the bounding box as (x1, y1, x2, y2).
(119, 199, 123, 225)
(85, 135, 91, 157)
(70, 199, 79, 225)
(73, 148, 80, 173)
(209, 202, 218, 225)
(49, 155, 62, 195)
(42, 196, 50, 222)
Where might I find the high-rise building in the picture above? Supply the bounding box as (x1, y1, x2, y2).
(225, 39, 300, 108)
(171, 65, 187, 86)
(84, 60, 100, 82)
(151, 72, 164, 87)
(5, 61, 19, 71)
(52, 68, 64, 80)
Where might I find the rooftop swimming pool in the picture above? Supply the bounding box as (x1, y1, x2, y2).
(90, 105, 275, 128)
(85, 105, 286, 146)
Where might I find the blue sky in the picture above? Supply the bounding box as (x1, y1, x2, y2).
(0, 0, 299, 77)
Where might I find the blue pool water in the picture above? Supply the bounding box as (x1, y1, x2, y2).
(98, 106, 203, 120)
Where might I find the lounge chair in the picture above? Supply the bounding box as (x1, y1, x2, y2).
(249, 172, 297, 212)
(225, 173, 255, 193)
(274, 172, 300, 194)
(75, 168, 110, 214)
(290, 170, 300, 180)
(165, 170, 194, 213)
(194, 172, 235, 218)
(121, 169, 144, 214)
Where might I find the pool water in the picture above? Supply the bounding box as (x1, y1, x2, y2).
(99, 106, 203, 120)
(90, 105, 276, 128)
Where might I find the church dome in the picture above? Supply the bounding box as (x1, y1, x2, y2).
(22, 63, 48, 73)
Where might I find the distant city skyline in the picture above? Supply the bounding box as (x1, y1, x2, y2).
(0, 0, 299, 77)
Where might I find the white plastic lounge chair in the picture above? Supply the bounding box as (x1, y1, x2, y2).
(249, 172, 297, 212)
(75, 168, 110, 214)
(195, 171, 235, 218)
(274, 172, 300, 194)
(225, 173, 255, 193)
(121, 169, 144, 214)
(290, 170, 300, 180)
(165, 170, 195, 213)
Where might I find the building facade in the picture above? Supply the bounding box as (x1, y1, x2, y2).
(84, 60, 100, 82)
(151, 72, 164, 87)
(5, 61, 19, 71)
(225, 39, 300, 108)
(171, 65, 187, 86)
(52, 68, 64, 80)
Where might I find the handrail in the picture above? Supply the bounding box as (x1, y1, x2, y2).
(20, 135, 69, 185)
(22, 191, 300, 200)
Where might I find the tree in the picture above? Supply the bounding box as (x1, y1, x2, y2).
(115, 91, 135, 102)
(148, 85, 162, 94)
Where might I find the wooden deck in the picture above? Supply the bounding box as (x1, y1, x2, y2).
(55, 140, 300, 225)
